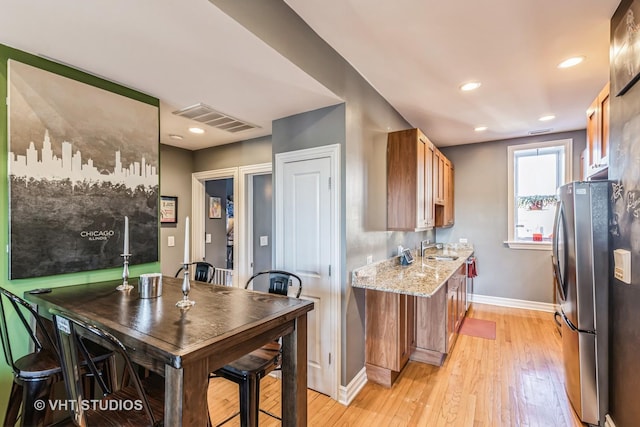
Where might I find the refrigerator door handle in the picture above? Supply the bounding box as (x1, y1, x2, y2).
(552, 201, 568, 303)
(561, 310, 595, 335)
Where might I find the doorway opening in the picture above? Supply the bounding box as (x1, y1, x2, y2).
(192, 163, 273, 288)
(204, 178, 234, 270)
(192, 168, 238, 287)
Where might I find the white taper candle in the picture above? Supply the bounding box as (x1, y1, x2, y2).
(184, 216, 190, 264)
(124, 216, 129, 254)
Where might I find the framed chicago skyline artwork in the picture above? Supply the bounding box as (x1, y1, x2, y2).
(7, 59, 159, 279)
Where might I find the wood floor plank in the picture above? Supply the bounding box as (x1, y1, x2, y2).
(208, 303, 583, 426)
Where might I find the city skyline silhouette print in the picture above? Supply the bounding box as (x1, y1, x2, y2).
(7, 59, 159, 279)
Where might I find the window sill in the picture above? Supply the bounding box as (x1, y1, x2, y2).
(504, 241, 552, 251)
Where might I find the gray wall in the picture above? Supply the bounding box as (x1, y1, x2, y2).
(272, 104, 345, 153)
(437, 130, 586, 303)
(608, 2, 640, 425)
(252, 174, 273, 292)
(162, 136, 272, 276)
(212, 0, 435, 385)
(160, 144, 193, 276)
(204, 179, 231, 268)
(193, 135, 271, 172)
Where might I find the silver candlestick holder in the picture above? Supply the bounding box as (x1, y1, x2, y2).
(117, 253, 133, 291)
(176, 262, 196, 309)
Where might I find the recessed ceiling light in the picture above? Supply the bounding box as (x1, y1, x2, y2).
(474, 126, 488, 132)
(169, 134, 183, 140)
(459, 81, 481, 92)
(188, 127, 205, 134)
(558, 56, 585, 68)
(539, 115, 555, 122)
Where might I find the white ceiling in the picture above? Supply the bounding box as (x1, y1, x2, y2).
(2, 0, 621, 150)
(284, 0, 621, 147)
(1, 0, 341, 151)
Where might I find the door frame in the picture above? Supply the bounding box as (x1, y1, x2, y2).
(274, 144, 341, 401)
(238, 163, 272, 288)
(192, 168, 239, 287)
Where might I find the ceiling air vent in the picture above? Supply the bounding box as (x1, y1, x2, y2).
(172, 103, 259, 133)
(528, 128, 553, 135)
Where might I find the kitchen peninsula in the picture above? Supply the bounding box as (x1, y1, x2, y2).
(352, 245, 473, 387)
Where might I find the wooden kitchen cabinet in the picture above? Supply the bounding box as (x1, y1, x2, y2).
(411, 264, 467, 366)
(433, 149, 446, 205)
(446, 280, 457, 352)
(362, 258, 471, 386)
(446, 265, 466, 352)
(435, 155, 454, 227)
(447, 270, 467, 349)
(364, 289, 415, 387)
(387, 128, 454, 230)
(458, 270, 467, 324)
(585, 82, 609, 178)
(387, 128, 435, 231)
(412, 284, 447, 365)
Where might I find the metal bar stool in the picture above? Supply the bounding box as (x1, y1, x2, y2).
(175, 261, 216, 283)
(210, 270, 302, 427)
(51, 308, 164, 426)
(0, 287, 63, 427)
(1, 287, 119, 426)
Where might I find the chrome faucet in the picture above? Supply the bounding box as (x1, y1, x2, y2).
(420, 240, 435, 257)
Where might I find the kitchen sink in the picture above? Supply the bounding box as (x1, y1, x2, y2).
(426, 255, 459, 261)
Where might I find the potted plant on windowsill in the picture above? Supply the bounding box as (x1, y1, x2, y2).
(517, 195, 558, 211)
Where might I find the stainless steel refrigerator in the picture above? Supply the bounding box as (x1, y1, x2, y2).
(552, 181, 609, 426)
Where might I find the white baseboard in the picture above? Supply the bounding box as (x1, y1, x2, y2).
(605, 414, 616, 427)
(470, 293, 558, 313)
(338, 367, 367, 406)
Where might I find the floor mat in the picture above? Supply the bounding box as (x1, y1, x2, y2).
(459, 317, 496, 340)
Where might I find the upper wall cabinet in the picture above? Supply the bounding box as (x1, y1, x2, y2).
(434, 154, 454, 228)
(433, 149, 446, 205)
(387, 128, 435, 231)
(585, 82, 609, 179)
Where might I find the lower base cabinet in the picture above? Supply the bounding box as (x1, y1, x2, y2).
(412, 284, 448, 366)
(364, 290, 414, 387)
(364, 264, 467, 387)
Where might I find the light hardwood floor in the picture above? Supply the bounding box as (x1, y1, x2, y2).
(207, 303, 583, 426)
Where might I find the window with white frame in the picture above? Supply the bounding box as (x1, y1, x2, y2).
(506, 139, 572, 249)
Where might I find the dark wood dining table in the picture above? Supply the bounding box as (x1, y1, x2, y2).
(24, 276, 314, 426)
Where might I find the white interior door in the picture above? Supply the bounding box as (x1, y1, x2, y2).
(275, 145, 340, 399)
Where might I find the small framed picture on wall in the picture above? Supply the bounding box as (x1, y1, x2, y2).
(209, 196, 221, 219)
(160, 196, 178, 223)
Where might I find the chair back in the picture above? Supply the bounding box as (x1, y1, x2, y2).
(245, 270, 302, 298)
(51, 308, 158, 426)
(0, 287, 57, 375)
(174, 262, 215, 283)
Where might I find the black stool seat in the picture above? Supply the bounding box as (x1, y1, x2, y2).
(217, 341, 281, 378)
(13, 348, 61, 379)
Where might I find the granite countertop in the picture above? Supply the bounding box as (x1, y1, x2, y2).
(351, 245, 474, 297)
